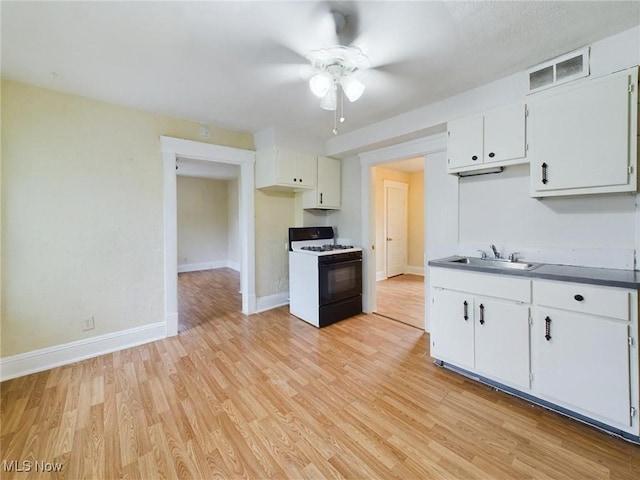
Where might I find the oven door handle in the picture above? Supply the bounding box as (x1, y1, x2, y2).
(319, 258, 362, 267)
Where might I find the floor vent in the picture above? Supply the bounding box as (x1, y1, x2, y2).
(527, 47, 590, 94)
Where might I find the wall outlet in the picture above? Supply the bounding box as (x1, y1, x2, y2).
(81, 316, 95, 331)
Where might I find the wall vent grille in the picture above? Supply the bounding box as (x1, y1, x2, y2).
(527, 47, 590, 94)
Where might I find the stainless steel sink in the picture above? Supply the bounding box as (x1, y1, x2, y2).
(450, 256, 541, 271)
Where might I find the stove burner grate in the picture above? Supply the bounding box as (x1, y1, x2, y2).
(300, 244, 355, 252)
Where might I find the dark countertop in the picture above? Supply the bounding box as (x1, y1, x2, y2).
(428, 256, 640, 290)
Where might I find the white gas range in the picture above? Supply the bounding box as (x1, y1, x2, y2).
(288, 227, 362, 327)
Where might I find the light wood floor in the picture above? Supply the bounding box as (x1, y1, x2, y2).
(376, 274, 425, 329)
(2, 268, 638, 479)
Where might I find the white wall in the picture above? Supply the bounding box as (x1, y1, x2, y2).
(327, 156, 361, 245)
(458, 164, 636, 269)
(408, 170, 425, 272)
(227, 178, 240, 270)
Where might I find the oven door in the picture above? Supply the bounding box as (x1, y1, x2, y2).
(318, 255, 362, 306)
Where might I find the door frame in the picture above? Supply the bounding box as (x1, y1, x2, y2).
(161, 136, 256, 336)
(383, 180, 409, 278)
(359, 134, 446, 323)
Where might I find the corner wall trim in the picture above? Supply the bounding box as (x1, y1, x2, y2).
(255, 293, 289, 313)
(0, 322, 166, 382)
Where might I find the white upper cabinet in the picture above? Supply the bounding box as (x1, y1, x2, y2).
(447, 103, 527, 173)
(529, 66, 638, 197)
(255, 146, 317, 190)
(303, 156, 341, 209)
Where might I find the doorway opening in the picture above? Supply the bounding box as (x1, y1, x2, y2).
(161, 136, 255, 337)
(359, 133, 447, 333)
(176, 159, 241, 332)
(372, 161, 425, 329)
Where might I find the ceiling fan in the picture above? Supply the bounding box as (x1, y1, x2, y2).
(304, 8, 371, 134)
(259, 2, 390, 135)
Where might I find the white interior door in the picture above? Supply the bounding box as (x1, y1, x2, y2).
(384, 181, 408, 278)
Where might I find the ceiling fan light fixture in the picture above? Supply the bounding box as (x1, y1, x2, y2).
(340, 75, 365, 102)
(309, 72, 333, 98)
(320, 87, 337, 111)
(305, 43, 370, 133)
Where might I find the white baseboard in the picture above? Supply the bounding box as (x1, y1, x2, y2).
(377, 267, 424, 280)
(0, 322, 166, 382)
(255, 293, 289, 313)
(178, 260, 239, 273)
(406, 265, 425, 276)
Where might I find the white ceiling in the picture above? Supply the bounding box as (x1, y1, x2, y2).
(2, 1, 639, 144)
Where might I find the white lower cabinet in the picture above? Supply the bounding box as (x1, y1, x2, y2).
(431, 289, 474, 369)
(430, 269, 531, 390)
(430, 267, 639, 440)
(533, 307, 631, 426)
(474, 298, 530, 389)
(532, 279, 635, 429)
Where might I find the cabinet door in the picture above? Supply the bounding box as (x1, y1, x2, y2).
(447, 114, 484, 169)
(533, 308, 631, 426)
(431, 289, 474, 369)
(474, 299, 530, 389)
(484, 104, 526, 164)
(274, 149, 316, 187)
(529, 71, 632, 194)
(275, 148, 299, 186)
(295, 152, 317, 188)
(317, 156, 341, 208)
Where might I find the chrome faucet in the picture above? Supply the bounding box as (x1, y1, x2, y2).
(490, 244, 500, 259)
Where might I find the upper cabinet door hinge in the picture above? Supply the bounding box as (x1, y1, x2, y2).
(631, 406, 637, 418)
(528, 315, 533, 325)
(629, 83, 635, 94)
(628, 165, 633, 174)
(525, 107, 529, 117)
(629, 336, 635, 347)
(529, 373, 534, 382)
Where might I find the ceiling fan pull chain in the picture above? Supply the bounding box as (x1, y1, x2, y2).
(339, 88, 345, 124)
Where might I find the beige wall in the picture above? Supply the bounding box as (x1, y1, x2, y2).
(177, 176, 230, 266)
(1, 80, 253, 357)
(254, 189, 296, 297)
(372, 166, 425, 277)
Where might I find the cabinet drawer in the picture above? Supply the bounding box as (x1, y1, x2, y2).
(534, 280, 630, 321)
(430, 268, 531, 303)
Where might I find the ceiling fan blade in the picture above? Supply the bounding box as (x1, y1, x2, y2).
(258, 40, 308, 65)
(259, 63, 313, 86)
(330, 1, 360, 46)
